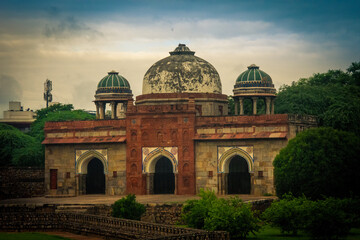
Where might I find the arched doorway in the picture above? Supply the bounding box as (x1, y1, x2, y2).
(227, 155, 250, 194)
(86, 158, 105, 194)
(154, 157, 175, 194)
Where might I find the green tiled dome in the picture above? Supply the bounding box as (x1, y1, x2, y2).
(233, 64, 276, 97)
(236, 64, 272, 84)
(96, 71, 132, 94)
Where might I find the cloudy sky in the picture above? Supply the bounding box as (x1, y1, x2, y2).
(0, 0, 359, 117)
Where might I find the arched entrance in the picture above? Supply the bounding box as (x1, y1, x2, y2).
(86, 158, 105, 194)
(227, 155, 250, 194)
(153, 157, 175, 194)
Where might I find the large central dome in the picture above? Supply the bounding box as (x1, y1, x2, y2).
(142, 44, 222, 94)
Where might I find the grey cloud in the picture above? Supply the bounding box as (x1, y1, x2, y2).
(0, 75, 23, 103)
(43, 16, 102, 39)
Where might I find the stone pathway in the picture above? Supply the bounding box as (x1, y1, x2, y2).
(45, 232, 104, 240)
(0, 194, 276, 205)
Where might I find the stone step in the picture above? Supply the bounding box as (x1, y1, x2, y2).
(55, 205, 93, 213)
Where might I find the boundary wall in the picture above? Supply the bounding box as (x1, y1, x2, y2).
(0, 205, 229, 240)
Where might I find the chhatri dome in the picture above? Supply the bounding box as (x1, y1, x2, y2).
(142, 44, 222, 94)
(233, 64, 276, 115)
(94, 70, 133, 120)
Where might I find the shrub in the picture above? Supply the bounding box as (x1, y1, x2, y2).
(204, 197, 261, 239)
(303, 198, 352, 240)
(262, 194, 307, 235)
(181, 189, 216, 229)
(111, 194, 145, 220)
(262, 196, 360, 239)
(181, 189, 261, 239)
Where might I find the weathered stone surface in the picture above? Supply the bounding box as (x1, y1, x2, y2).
(143, 44, 222, 95)
(0, 167, 44, 200)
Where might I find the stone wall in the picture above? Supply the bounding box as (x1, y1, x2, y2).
(67, 199, 274, 225)
(44, 142, 126, 196)
(0, 205, 229, 240)
(195, 139, 287, 195)
(0, 167, 44, 200)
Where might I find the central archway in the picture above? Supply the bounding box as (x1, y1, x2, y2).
(227, 155, 250, 194)
(153, 157, 175, 194)
(86, 158, 105, 194)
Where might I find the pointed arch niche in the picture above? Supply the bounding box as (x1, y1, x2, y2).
(217, 146, 254, 195)
(75, 149, 108, 195)
(142, 147, 178, 194)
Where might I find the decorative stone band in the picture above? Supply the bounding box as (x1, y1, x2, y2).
(217, 146, 254, 173)
(96, 87, 132, 94)
(75, 149, 108, 174)
(136, 92, 228, 101)
(142, 147, 178, 173)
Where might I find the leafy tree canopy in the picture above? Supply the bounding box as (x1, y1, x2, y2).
(29, 104, 95, 143)
(275, 62, 360, 134)
(273, 127, 360, 199)
(0, 124, 41, 166)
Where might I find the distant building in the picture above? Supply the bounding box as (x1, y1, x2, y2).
(43, 44, 316, 196)
(0, 101, 36, 132)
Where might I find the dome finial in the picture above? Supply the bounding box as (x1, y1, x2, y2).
(169, 43, 195, 56)
(247, 64, 259, 69)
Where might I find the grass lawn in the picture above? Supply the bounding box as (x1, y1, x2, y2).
(0, 232, 71, 240)
(248, 226, 360, 239)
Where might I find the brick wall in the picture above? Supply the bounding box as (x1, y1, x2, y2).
(0, 167, 44, 200)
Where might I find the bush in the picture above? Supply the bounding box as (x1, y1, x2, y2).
(204, 197, 261, 239)
(111, 194, 145, 220)
(181, 189, 261, 239)
(262, 196, 360, 239)
(181, 189, 217, 229)
(303, 198, 353, 240)
(273, 127, 360, 199)
(262, 194, 307, 235)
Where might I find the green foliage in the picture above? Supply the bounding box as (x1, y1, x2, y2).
(204, 197, 261, 239)
(303, 198, 355, 240)
(228, 96, 235, 115)
(0, 104, 94, 167)
(0, 123, 18, 131)
(275, 62, 360, 135)
(262, 196, 360, 239)
(181, 189, 261, 239)
(30, 105, 95, 143)
(12, 140, 44, 166)
(181, 189, 217, 229)
(262, 194, 308, 235)
(273, 127, 360, 199)
(0, 126, 42, 166)
(35, 103, 74, 120)
(111, 194, 146, 220)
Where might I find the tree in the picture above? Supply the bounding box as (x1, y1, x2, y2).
(0, 124, 42, 166)
(273, 127, 360, 199)
(29, 104, 95, 143)
(275, 62, 360, 135)
(347, 62, 360, 86)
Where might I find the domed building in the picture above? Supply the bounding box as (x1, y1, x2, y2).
(138, 44, 228, 116)
(43, 44, 316, 196)
(233, 64, 276, 115)
(94, 70, 133, 119)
